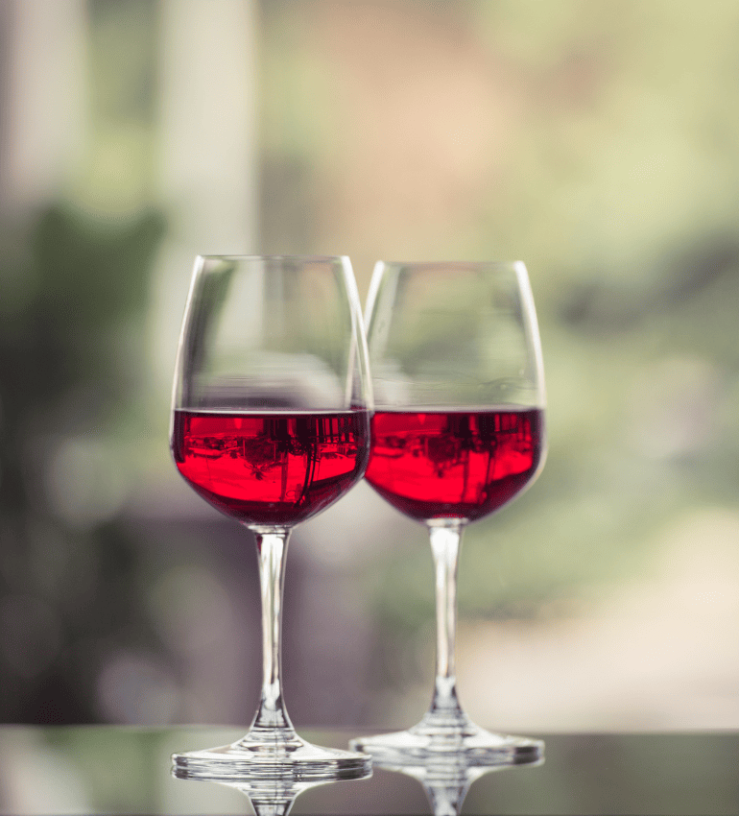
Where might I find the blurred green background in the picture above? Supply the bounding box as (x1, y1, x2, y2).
(2, 0, 739, 732)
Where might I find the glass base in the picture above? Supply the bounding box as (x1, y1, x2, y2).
(350, 714, 543, 768)
(173, 734, 372, 782)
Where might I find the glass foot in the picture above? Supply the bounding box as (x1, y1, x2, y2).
(173, 734, 372, 782)
(350, 714, 543, 767)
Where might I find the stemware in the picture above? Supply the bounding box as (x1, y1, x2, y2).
(170, 255, 372, 781)
(351, 261, 546, 765)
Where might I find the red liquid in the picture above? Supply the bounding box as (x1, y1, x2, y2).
(365, 408, 544, 523)
(173, 410, 369, 526)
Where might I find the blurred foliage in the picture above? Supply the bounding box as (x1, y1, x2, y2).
(4, 0, 739, 727)
(78, 0, 160, 214)
(0, 203, 166, 722)
(248, 0, 739, 708)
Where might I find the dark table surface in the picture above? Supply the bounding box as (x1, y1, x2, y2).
(0, 725, 737, 815)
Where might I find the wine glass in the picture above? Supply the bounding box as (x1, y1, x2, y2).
(351, 261, 546, 765)
(170, 255, 372, 781)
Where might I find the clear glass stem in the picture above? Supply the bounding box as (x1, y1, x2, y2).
(172, 528, 371, 779)
(425, 521, 467, 726)
(349, 518, 544, 763)
(244, 528, 297, 742)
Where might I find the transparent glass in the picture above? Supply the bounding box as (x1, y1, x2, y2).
(170, 255, 372, 782)
(215, 776, 331, 816)
(372, 750, 543, 816)
(351, 260, 546, 766)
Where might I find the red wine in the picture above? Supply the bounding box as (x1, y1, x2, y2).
(365, 408, 544, 523)
(173, 410, 369, 526)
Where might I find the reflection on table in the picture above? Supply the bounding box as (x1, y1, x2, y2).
(210, 776, 331, 816)
(1, 726, 738, 814)
(368, 745, 543, 816)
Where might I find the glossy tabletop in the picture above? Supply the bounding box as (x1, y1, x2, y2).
(1, 726, 738, 815)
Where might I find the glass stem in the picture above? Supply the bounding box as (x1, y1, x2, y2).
(248, 528, 296, 740)
(426, 521, 467, 724)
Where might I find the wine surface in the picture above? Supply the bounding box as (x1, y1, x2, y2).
(365, 408, 544, 523)
(173, 410, 369, 526)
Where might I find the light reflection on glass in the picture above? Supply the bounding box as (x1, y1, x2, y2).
(180, 774, 335, 816)
(371, 749, 544, 816)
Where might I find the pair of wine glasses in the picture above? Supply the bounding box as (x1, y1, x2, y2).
(170, 255, 546, 784)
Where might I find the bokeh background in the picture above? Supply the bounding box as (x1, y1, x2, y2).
(2, 0, 739, 734)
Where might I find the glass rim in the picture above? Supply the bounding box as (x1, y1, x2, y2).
(195, 254, 351, 263)
(374, 259, 526, 268)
